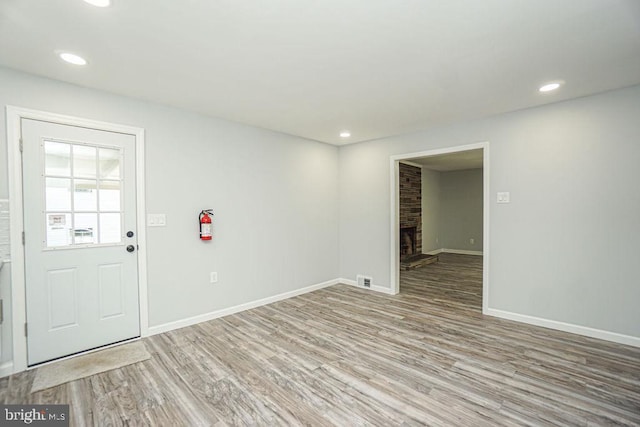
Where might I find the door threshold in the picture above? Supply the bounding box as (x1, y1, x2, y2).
(27, 336, 141, 370)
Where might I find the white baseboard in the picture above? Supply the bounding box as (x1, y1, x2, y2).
(422, 248, 483, 256)
(486, 308, 640, 348)
(424, 248, 443, 255)
(339, 278, 396, 295)
(0, 362, 14, 378)
(443, 248, 483, 256)
(148, 278, 339, 336)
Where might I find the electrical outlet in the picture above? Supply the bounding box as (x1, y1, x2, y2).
(470, 238, 475, 245)
(497, 192, 510, 203)
(210, 272, 218, 283)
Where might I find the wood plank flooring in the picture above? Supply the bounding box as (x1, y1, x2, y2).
(2, 253, 639, 426)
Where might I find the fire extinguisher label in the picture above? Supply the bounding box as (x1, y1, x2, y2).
(201, 223, 212, 237)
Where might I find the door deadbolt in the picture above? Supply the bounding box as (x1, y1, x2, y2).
(127, 231, 134, 238)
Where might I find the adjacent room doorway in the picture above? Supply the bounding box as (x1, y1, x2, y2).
(390, 142, 489, 314)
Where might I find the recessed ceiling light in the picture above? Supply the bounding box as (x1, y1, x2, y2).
(59, 52, 88, 66)
(83, 0, 111, 7)
(340, 131, 351, 138)
(539, 82, 562, 93)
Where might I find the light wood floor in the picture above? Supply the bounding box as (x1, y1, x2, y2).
(2, 254, 639, 426)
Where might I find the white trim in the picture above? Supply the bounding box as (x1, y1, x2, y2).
(486, 308, 640, 348)
(6, 106, 148, 375)
(135, 130, 149, 336)
(339, 278, 396, 295)
(423, 248, 443, 255)
(0, 362, 13, 378)
(482, 144, 490, 315)
(389, 142, 490, 311)
(7, 106, 26, 373)
(390, 158, 400, 296)
(442, 249, 483, 256)
(148, 279, 339, 336)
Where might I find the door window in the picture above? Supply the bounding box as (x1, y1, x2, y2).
(43, 140, 123, 248)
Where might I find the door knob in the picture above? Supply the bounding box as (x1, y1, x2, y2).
(126, 245, 135, 253)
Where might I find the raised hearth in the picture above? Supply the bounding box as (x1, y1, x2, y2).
(400, 253, 439, 270)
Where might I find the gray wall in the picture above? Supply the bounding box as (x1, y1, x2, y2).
(2, 66, 639, 366)
(439, 169, 483, 251)
(420, 168, 440, 253)
(339, 84, 640, 338)
(421, 168, 483, 253)
(0, 67, 339, 364)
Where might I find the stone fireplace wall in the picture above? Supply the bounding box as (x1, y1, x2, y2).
(399, 163, 422, 254)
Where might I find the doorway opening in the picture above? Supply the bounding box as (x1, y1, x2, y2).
(390, 142, 489, 314)
(6, 106, 149, 374)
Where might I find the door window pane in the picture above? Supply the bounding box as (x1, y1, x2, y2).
(100, 213, 121, 244)
(46, 213, 72, 247)
(73, 213, 98, 244)
(73, 145, 97, 178)
(99, 148, 121, 179)
(45, 178, 72, 211)
(44, 141, 71, 176)
(99, 180, 120, 211)
(43, 141, 126, 248)
(74, 179, 98, 211)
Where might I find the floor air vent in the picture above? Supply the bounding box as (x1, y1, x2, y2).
(357, 275, 372, 288)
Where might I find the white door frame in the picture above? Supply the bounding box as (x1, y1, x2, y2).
(6, 106, 149, 374)
(389, 141, 490, 314)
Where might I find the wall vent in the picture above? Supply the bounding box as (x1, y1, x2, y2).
(357, 275, 372, 288)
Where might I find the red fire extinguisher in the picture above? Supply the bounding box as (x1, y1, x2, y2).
(199, 209, 214, 240)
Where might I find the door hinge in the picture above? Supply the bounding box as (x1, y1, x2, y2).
(22, 231, 25, 245)
(0, 299, 3, 324)
(24, 322, 28, 337)
(19, 138, 23, 152)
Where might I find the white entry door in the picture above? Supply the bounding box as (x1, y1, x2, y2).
(22, 118, 140, 365)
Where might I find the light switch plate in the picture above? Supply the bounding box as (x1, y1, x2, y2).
(147, 213, 166, 226)
(497, 192, 510, 203)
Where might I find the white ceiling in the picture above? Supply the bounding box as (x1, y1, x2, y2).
(1, 1, 639, 145)
(409, 149, 483, 172)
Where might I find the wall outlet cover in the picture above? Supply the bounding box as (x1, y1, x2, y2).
(497, 192, 510, 203)
(148, 213, 167, 226)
